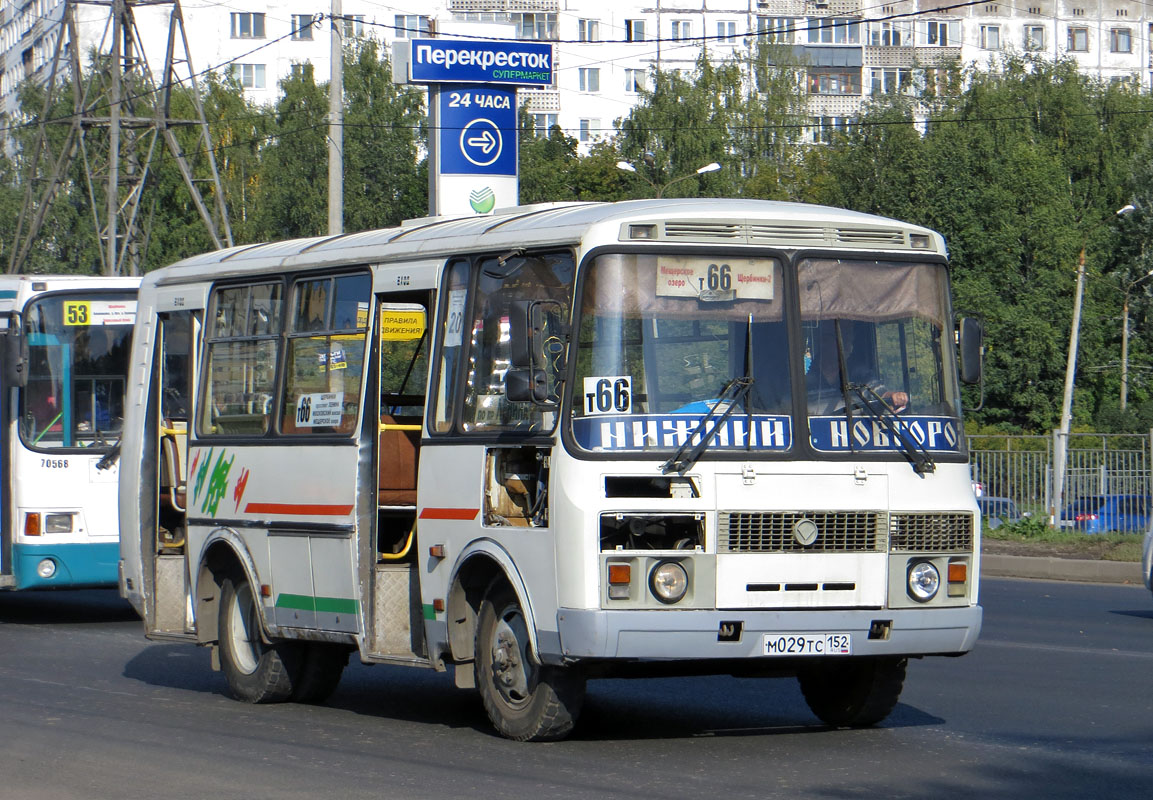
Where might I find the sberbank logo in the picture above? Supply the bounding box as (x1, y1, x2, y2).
(469, 187, 496, 214)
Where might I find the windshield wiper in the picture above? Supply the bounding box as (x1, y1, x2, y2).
(848, 383, 936, 475)
(661, 376, 755, 476)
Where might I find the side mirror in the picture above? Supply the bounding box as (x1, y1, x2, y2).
(958, 317, 983, 386)
(3, 329, 26, 388)
(505, 367, 549, 403)
(506, 299, 567, 406)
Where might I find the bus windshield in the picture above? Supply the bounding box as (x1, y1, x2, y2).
(20, 292, 136, 450)
(568, 253, 962, 458)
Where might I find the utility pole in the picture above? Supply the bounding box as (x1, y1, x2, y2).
(1052, 247, 1086, 526)
(7, 0, 232, 276)
(328, 0, 344, 236)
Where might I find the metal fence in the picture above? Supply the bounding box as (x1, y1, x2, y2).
(968, 431, 1153, 525)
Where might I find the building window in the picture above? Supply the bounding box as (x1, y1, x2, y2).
(579, 118, 601, 142)
(514, 12, 557, 40)
(1111, 27, 1132, 52)
(1024, 25, 1045, 50)
(578, 19, 599, 42)
(807, 17, 860, 45)
(1027, 6, 1042, 14)
(625, 19, 646, 42)
(531, 113, 558, 136)
(869, 21, 909, 47)
(808, 69, 861, 95)
(758, 17, 798, 43)
(671, 20, 691, 40)
(924, 20, 958, 46)
(233, 63, 266, 89)
(980, 24, 1001, 50)
(811, 116, 850, 144)
(625, 68, 646, 92)
(870, 67, 910, 94)
(230, 12, 265, 39)
(1072, 8, 1085, 16)
(291, 14, 314, 41)
(717, 21, 738, 42)
(342, 15, 365, 38)
(1117, 8, 1129, 16)
(1068, 26, 1089, 51)
(578, 67, 600, 92)
(290, 63, 314, 80)
(394, 15, 430, 38)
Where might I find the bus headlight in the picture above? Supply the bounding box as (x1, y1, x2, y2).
(649, 561, 688, 604)
(37, 559, 57, 579)
(907, 560, 940, 602)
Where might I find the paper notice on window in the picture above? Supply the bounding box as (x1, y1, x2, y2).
(655, 257, 773, 301)
(295, 392, 343, 427)
(63, 299, 138, 326)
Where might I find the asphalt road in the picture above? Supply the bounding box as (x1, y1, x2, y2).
(0, 578, 1150, 800)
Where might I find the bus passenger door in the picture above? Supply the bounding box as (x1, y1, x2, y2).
(367, 299, 429, 658)
(151, 311, 194, 634)
(0, 326, 15, 587)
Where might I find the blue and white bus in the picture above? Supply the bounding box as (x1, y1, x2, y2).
(0, 276, 138, 590)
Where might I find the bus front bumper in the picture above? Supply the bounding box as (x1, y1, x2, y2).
(550, 605, 982, 663)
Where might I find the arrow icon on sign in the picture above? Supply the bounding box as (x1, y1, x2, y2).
(466, 130, 497, 154)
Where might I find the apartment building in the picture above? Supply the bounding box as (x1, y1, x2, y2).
(2, 0, 1150, 150)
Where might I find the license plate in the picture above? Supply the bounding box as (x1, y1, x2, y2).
(762, 633, 852, 656)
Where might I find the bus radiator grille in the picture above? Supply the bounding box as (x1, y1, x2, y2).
(888, 512, 974, 552)
(717, 511, 884, 553)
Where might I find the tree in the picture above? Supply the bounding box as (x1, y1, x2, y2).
(342, 40, 426, 230)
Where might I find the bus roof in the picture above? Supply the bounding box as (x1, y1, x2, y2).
(148, 199, 945, 285)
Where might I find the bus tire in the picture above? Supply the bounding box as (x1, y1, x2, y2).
(475, 583, 585, 741)
(291, 643, 349, 704)
(797, 656, 907, 728)
(218, 575, 300, 703)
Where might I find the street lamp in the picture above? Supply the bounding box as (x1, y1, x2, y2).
(616, 160, 722, 198)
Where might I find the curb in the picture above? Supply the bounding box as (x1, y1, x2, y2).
(981, 553, 1144, 585)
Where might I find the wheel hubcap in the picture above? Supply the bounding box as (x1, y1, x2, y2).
(228, 582, 262, 674)
(490, 604, 534, 706)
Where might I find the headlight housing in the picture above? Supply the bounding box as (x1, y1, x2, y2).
(649, 561, 689, 604)
(907, 560, 940, 602)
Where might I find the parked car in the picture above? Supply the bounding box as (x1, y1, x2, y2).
(1060, 494, 1151, 533)
(977, 496, 1024, 529)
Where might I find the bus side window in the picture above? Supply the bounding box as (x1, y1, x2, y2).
(280, 273, 371, 436)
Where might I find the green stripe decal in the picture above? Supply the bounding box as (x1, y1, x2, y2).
(422, 603, 438, 620)
(275, 593, 359, 615)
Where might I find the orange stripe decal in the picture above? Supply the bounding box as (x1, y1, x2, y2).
(244, 502, 354, 516)
(420, 507, 480, 521)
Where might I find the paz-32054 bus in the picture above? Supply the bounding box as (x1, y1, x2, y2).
(118, 199, 983, 741)
(0, 276, 138, 590)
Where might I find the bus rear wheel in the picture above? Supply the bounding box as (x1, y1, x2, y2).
(475, 584, 585, 741)
(218, 574, 300, 703)
(291, 643, 349, 704)
(797, 656, 907, 728)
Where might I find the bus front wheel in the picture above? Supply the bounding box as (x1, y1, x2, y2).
(218, 575, 300, 703)
(797, 656, 907, 728)
(475, 584, 585, 741)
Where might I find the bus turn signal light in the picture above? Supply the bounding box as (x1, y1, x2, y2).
(947, 560, 968, 597)
(24, 513, 41, 537)
(608, 563, 631, 600)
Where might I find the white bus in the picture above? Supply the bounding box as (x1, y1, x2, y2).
(0, 276, 138, 591)
(118, 199, 983, 741)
